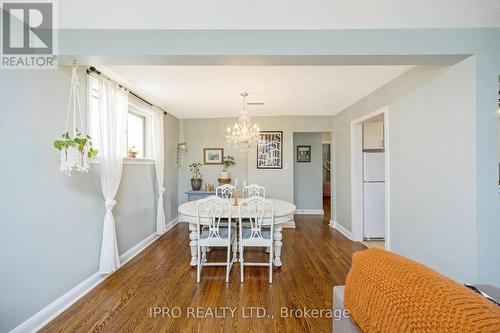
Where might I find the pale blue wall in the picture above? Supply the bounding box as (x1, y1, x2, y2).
(0, 68, 178, 332)
(177, 117, 249, 205)
(334, 60, 477, 282)
(293, 132, 323, 210)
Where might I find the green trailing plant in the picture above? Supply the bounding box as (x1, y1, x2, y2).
(53, 129, 99, 158)
(222, 155, 236, 171)
(189, 162, 202, 179)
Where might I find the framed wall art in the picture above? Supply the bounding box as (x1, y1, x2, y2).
(257, 131, 283, 169)
(296, 145, 311, 163)
(203, 148, 224, 165)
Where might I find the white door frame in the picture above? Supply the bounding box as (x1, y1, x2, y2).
(350, 106, 391, 250)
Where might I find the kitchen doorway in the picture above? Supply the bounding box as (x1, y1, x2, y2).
(350, 107, 390, 250)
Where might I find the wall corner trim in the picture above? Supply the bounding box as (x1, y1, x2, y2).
(329, 220, 353, 240)
(10, 217, 180, 333)
(165, 217, 180, 232)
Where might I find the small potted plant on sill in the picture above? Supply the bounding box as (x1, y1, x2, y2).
(189, 162, 203, 191)
(219, 155, 235, 184)
(128, 146, 139, 158)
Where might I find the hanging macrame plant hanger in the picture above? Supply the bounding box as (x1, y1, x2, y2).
(177, 118, 187, 167)
(54, 61, 98, 175)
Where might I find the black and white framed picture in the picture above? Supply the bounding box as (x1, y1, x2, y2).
(257, 131, 283, 169)
(296, 145, 311, 163)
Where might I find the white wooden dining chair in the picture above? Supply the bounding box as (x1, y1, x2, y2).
(243, 184, 266, 198)
(238, 196, 274, 283)
(215, 184, 236, 199)
(196, 196, 236, 283)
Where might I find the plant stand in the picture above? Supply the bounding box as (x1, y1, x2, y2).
(218, 178, 231, 185)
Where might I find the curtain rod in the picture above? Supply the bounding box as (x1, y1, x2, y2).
(86, 66, 167, 115)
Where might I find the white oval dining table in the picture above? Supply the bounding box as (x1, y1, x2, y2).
(178, 198, 296, 267)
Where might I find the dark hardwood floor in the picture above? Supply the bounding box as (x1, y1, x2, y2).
(41, 213, 366, 333)
(323, 196, 331, 221)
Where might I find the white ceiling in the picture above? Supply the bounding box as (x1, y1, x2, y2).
(106, 65, 413, 119)
(59, 0, 500, 29)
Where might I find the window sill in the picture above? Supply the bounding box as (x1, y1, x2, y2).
(124, 158, 155, 165)
(90, 158, 155, 165)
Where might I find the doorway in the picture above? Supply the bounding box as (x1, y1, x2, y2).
(322, 133, 332, 220)
(293, 132, 333, 220)
(350, 107, 390, 250)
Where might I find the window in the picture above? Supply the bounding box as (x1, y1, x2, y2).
(88, 76, 101, 151)
(127, 112, 146, 158)
(126, 101, 152, 159)
(87, 75, 153, 162)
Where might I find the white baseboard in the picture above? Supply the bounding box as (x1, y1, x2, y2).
(329, 220, 353, 240)
(119, 233, 160, 266)
(295, 209, 324, 215)
(165, 217, 179, 232)
(10, 217, 179, 333)
(10, 272, 105, 333)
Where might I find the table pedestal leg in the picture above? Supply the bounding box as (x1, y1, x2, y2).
(232, 240, 238, 262)
(189, 223, 198, 266)
(202, 247, 207, 263)
(273, 225, 283, 267)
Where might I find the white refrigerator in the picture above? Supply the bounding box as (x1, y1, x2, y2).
(363, 152, 385, 239)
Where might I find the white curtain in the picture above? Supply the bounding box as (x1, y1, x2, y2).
(97, 78, 128, 274)
(152, 106, 166, 235)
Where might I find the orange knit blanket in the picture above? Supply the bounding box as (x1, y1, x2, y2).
(344, 248, 500, 332)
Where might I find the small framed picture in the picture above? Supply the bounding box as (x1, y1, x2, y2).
(204, 148, 224, 165)
(296, 145, 311, 163)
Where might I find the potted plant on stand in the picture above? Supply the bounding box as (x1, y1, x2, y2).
(189, 162, 203, 191)
(218, 155, 235, 185)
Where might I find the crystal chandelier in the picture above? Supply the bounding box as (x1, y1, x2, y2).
(225, 92, 260, 152)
